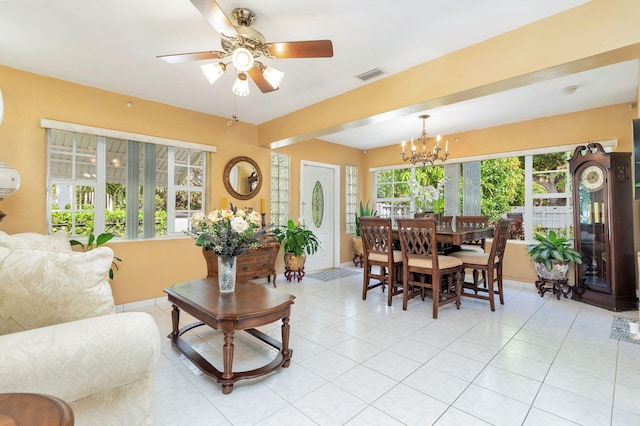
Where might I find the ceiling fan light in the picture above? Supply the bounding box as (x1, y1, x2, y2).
(232, 73, 250, 96)
(262, 66, 284, 89)
(232, 47, 254, 72)
(200, 63, 226, 84)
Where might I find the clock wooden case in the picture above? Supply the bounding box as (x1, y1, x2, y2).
(568, 143, 637, 311)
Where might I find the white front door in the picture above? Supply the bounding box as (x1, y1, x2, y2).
(300, 161, 339, 271)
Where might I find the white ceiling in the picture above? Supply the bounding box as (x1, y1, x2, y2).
(0, 0, 637, 150)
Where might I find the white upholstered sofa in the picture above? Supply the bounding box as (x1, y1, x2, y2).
(0, 231, 161, 425)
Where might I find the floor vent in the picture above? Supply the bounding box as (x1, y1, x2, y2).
(356, 68, 384, 81)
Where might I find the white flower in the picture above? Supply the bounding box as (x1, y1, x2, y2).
(190, 211, 205, 226)
(207, 211, 219, 222)
(230, 216, 249, 233)
(248, 210, 262, 225)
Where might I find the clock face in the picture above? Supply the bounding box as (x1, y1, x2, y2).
(580, 165, 604, 191)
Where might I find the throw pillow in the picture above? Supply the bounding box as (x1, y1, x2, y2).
(0, 246, 115, 335)
(0, 230, 72, 251)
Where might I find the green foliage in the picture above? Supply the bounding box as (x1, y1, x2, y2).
(69, 232, 122, 280)
(480, 157, 524, 222)
(525, 230, 582, 271)
(272, 219, 320, 257)
(51, 208, 168, 238)
(354, 201, 376, 237)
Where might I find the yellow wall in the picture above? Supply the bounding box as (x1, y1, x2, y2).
(0, 65, 273, 304)
(259, 0, 640, 148)
(2, 0, 640, 302)
(273, 139, 365, 265)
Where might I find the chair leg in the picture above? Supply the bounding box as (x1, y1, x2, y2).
(432, 275, 439, 319)
(487, 269, 496, 311)
(387, 273, 393, 307)
(362, 265, 371, 300)
(402, 268, 409, 310)
(497, 265, 504, 305)
(454, 271, 462, 309)
(472, 269, 480, 293)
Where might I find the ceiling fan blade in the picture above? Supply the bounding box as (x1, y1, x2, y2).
(157, 51, 225, 63)
(189, 0, 238, 38)
(267, 40, 333, 58)
(247, 67, 279, 93)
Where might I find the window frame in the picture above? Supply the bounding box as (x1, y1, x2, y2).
(43, 119, 214, 240)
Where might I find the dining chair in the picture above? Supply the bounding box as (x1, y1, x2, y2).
(396, 219, 463, 319)
(455, 215, 489, 252)
(449, 218, 512, 311)
(360, 217, 404, 306)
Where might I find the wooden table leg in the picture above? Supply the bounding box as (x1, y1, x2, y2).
(221, 322, 235, 394)
(281, 316, 291, 367)
(170, 304, 180, 339)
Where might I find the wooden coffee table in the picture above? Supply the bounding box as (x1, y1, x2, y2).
(164, 278, 295, 394)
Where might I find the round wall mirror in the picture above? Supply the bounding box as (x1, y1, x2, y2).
(223, 156, 262, 200)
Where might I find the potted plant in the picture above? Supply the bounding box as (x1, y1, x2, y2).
(272, 219, 320, 275)
(353, 201, 376, 262)
(526, 230, 582, 280)
(70, 232, 122, 280)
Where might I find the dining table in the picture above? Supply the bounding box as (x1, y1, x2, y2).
(392, 223, 495, 253)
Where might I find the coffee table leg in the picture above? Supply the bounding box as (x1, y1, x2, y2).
(281, 316, 291, 367)
(222, 322, 235, 394)
(170, 304, 180, 339)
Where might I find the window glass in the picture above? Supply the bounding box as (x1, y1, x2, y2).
(46, 129, 207, 240)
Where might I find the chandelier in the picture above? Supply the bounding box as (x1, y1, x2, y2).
(400, 115, 452, 166)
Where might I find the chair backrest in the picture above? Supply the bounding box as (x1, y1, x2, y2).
(456, 216, 489, 229)
(456, 216, 489, 247)
(396, 218, 439, 269)
(360, 217, 394, 257)
(488, 218, 512, 265)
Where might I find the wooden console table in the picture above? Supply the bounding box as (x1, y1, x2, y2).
(164, 278, 294, 394)
(203, 234, 280, 286)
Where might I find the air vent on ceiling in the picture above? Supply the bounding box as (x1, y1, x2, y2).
(356, 68, 384, 82)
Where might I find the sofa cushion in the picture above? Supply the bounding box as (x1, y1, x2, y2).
(0, 246, 115, 335)
(0, 230, 72, 251)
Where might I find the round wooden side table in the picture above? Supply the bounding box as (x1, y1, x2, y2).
(0, 393, 74, 426)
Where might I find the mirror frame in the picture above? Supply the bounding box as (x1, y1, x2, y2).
(223, 156, 262, 200)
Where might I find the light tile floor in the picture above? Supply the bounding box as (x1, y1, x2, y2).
(134, 268, 640, 425)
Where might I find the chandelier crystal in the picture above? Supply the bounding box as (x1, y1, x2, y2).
(400, 115, 452, 166)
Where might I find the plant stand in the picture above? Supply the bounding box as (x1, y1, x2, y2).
(352, 253, 363, 268)
(535, 277, 572, 300)
(285, 266, 305, 282)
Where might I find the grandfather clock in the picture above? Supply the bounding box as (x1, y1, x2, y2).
(569, 143, 637, 311)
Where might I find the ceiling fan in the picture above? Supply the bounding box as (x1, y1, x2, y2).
(158, 0, 334, 95)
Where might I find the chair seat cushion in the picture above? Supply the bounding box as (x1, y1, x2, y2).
(450, 251, 490, 266)
(459, 244, 484, 253)
(369, 250, 403, 263)
(407, 254, 462, 269)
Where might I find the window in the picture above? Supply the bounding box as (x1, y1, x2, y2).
(372, 142, 614, 240)
(44, 120, 213, 239)
(374, 166, 445, 225)
(345, 165, 357, 233)
(270, 152, 289, 227)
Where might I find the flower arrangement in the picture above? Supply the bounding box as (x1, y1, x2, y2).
(409, 176, 448, 213)
(187, 205, 265, 257)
